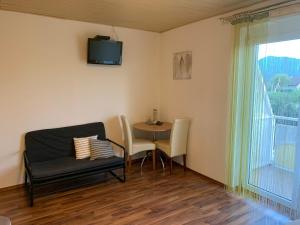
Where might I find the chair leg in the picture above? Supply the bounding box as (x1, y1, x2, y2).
(128, 155, 132, 173)
(169, 157, 173, 175)
(183, 154, 187, 172)
(152, 149, 156, 170)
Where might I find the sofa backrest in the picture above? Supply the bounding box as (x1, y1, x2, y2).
(25, 122, 106, 162)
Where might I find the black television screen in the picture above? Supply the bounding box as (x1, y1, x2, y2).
(87, 38, 123, 65)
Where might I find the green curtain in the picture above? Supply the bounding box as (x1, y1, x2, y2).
(226, 20, 267, 192)
(226, 13, 300, 219)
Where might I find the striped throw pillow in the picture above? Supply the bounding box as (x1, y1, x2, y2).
(90, 139, 115, 160)
(74, 135, 98, 159)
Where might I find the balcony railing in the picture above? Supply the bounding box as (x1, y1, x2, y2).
(273, 115, 298, 171)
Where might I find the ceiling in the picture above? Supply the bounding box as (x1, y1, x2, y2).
(0, 0, 265, 32)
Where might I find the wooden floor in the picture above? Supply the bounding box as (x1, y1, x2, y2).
(0, 162, 291, 225)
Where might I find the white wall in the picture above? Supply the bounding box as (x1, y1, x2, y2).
(157, 0, 279, 184)
(0, 10, 160, 188)
(160, 17, 234, 183)
(0, 6, 259, 188)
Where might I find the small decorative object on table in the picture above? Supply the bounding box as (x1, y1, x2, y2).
(153, 108, 158, 123)
(146, 109, 161, 125)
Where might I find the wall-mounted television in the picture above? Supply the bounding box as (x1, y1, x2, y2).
(87, 37, 123, 65)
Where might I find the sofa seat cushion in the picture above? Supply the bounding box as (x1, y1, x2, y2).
(30, 156, 123, 180)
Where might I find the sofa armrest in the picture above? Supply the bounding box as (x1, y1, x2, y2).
(106, 138, 126, 160)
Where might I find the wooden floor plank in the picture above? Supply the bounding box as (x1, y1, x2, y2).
(0, 162, 290, 225)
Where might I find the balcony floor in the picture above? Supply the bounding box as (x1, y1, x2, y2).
(250, 165, 294, 201)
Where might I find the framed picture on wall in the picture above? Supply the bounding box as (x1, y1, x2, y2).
(173, 51, 192, 80)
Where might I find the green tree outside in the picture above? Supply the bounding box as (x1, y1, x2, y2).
(268, 90, 300, 118)
(265, 74, 300, 118)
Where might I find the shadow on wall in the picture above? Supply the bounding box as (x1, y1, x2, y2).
(18, 134, 25, 184)
(0, 134, 25, 187)
(77, 33, 87, 63)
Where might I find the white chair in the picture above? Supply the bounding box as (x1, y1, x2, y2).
(120, 115, 156, 171)
(155, 118, 190, 174)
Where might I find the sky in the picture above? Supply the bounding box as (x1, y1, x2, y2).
(258, 39, 300, 60)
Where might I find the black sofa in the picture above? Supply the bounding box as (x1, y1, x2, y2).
(24, 122, 126, 206)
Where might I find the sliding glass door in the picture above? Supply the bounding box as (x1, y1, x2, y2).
(248, 38, 300, 209)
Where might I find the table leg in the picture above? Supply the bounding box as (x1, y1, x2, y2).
(159, 154, 165, 169)
(152, 131, 157, 170)
(141, 153, 148, 169)
(152, 149, 156, 170)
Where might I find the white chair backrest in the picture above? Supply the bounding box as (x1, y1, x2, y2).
(170, 118, 190, 157)
(120, 115, 133, 155)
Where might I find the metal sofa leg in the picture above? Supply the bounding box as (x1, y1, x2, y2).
(110, 170, 125, 183)
(24, 170, 34, 206)
(28, 178, 34, 207)
(24, 172, 27, 187)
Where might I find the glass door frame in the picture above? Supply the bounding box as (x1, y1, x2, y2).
(291, 109, 300, 210)
(245, 42, 299, 210)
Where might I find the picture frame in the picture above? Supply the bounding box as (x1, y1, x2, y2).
(173, 51, 192, 80)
